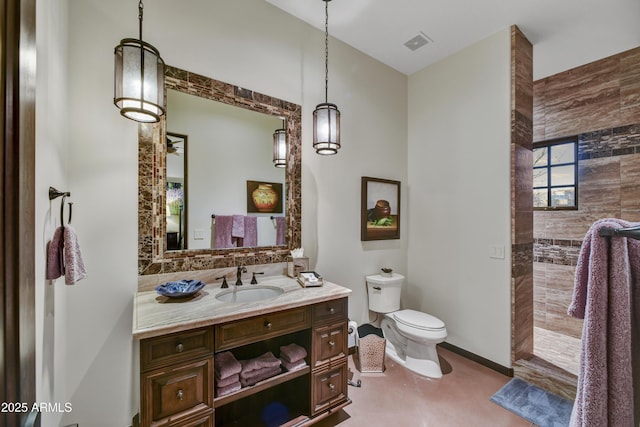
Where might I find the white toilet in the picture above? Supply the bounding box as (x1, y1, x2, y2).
(366, 273, 447, 378)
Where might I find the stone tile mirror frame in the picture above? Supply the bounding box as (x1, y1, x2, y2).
(138, 66, 302, 275)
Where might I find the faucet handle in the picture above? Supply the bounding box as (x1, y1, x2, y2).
(217, 275, 229, 288)
(251, 272, 264, 285)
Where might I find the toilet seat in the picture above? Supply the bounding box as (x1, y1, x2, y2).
(393, 309, 445, 331)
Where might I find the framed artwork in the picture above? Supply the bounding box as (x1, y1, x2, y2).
(361, 176, 400, 241)
(247, 180, 283, 213)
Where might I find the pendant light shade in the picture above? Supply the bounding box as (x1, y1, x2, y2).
(313, 0, 341, 155)
(114, 1, 165, 123)
(313, 103, 340, 155)
(273, 121, 287, 168)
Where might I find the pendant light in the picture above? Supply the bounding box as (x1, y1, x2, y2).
(114, 0, 165, 123)
(313, 0, 341, 155)
(273, 120, 287, 168)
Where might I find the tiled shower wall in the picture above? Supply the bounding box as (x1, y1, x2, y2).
(533, 47, 640, 339)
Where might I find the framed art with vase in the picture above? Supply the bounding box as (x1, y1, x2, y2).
(361, 176, 400, 241)
(247, 180, 283, 213)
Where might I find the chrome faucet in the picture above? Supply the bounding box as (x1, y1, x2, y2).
(236, 266, 247, 286)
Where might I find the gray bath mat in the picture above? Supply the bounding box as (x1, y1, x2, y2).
(490, 378, 574, 427)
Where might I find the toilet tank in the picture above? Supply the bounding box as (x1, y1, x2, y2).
(366, 273, 404, 313)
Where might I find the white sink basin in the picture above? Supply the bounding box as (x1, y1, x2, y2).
(215, 286, 284, 303)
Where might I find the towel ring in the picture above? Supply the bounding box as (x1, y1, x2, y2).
(59, 196, 73, 227)
(49, 186, 72, 227)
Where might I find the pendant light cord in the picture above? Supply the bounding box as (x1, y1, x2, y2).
(138, 1, 144, 41)
(324, 0, 329, 103)
(138, 0, 145, 103)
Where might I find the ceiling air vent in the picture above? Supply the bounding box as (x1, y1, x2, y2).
(403, 32, 433, 51)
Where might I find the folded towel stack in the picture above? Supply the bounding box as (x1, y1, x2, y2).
(239, 352, 282, 387)
(279, 343, 308, 372)
(214, 351, 242, 397)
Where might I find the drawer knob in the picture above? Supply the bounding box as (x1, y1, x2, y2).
(175, 343, 184, 353)
(328, 307, 335, 314)
(264, 321, 273, 330)
(177, 389, 184, 400)
(328, 340, 335, 348)
(328, 383, 336, 392)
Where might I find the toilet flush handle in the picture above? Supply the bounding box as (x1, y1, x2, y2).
(372, 286, 381, 291)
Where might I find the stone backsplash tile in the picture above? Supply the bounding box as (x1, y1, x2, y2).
(578, 123, 640, 159)
(533, 238, 581, 266)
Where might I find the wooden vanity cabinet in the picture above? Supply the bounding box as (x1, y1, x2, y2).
(139, 297, 350, 427)
(310, 298, 349, 417)
(140, 327, 215, 427)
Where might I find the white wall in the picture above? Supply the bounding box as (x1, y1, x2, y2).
(35, 0, 69, 425)
(406, 29, 513, 367)
(61, 0, 407, 424)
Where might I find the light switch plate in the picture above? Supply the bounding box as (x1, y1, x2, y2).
(489, 245, 505, 259)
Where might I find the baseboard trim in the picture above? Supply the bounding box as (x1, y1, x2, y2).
(439, 342, 513, 377)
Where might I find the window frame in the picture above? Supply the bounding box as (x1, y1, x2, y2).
(533, 136, 578, 211)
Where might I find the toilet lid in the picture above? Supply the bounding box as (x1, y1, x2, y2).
(393, 309, 445, 330)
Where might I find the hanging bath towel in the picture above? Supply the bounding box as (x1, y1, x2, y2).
(46, 226, 64, 280)
(568, 218, 640, 427)
(63, 225, 87, 285)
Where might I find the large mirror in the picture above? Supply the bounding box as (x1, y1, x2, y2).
(138, 65, 302, 275)
(165, 132, 187, 250)
(166, 89, 286, 251)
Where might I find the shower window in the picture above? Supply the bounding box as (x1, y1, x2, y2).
(533, 137, 578, 210)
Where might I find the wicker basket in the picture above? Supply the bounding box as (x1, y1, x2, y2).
(356, 334, 386, 373)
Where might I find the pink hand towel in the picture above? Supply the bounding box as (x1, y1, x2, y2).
(216, 381, 241, 397)
(243, 216, 258, 247)
(239, 352, 281, 378)
(46, 226, 64, 280)
(568, 218, 640, 427)
(63, 225, 87, 285)
(214, 216, 235, 249)
(279, 343, 307, 363)
(214, 351, 242, 379)
(280, 358, 307, 372)
(216, 373, 239, 388)
(239, 366, 282, 387)
(231, 215, 245, 239)
(276, 216, 286, 245)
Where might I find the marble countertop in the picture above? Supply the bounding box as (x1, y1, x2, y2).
(133, 275, 352, 339)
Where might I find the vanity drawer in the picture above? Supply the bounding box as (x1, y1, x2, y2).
(311, 359, 348, 415)
(312, 298, 348, 325)
(141, 358, 214, 426)
(215, 307, 311, 351)
(312, 321, 347, 368)
(141, 327, 214, 372)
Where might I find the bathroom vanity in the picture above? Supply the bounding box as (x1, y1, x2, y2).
(133, 276, 351, 427)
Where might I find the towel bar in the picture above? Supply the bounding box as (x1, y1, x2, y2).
(599, 225, 640, 240)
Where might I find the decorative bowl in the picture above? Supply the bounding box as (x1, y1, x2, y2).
(155, 280, 205, 298)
